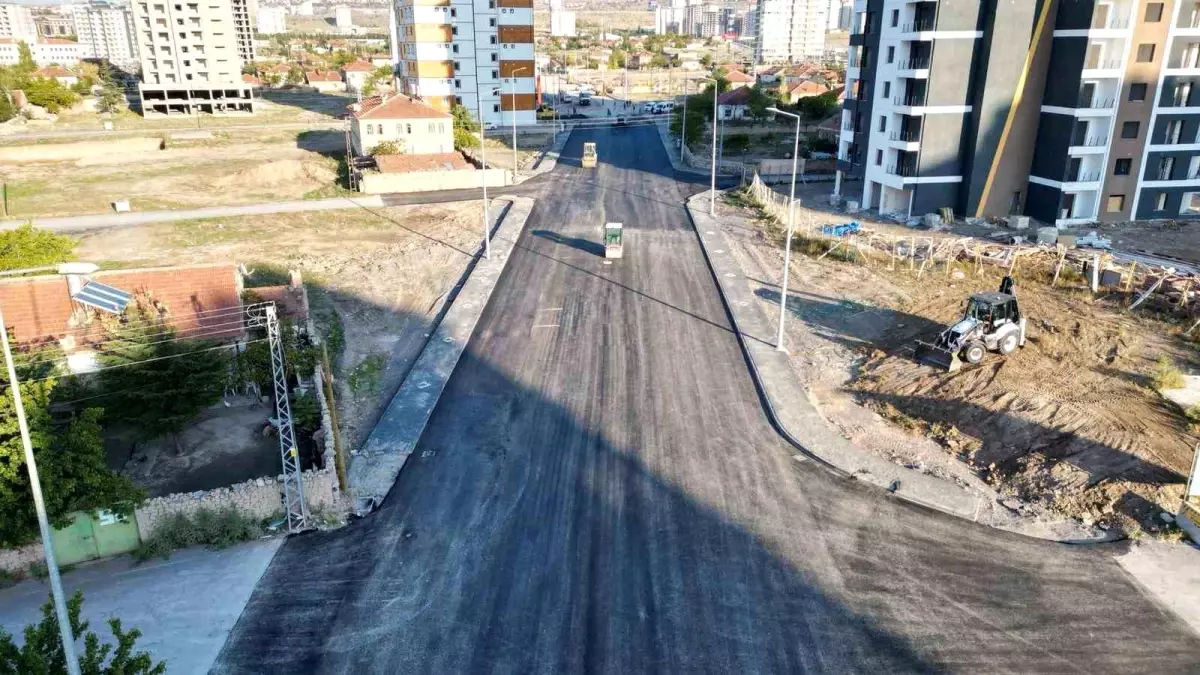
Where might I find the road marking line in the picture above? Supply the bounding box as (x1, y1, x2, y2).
(538, 307, 564, 312)
(532, 324, 560, 329)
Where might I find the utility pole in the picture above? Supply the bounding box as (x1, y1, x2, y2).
(247, 304, 310, 533)
(0, 307, 81, 675)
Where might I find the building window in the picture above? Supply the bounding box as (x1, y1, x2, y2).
(882, 81, 890, 98)
(1137, 44, 1156, 62)
(453, 44, 459, 53)
(454, 78, 461, 88)
(1145, 2, 1164, 22)
(886, 46, 894, 63)
(489, 18, 496, 27)
(452, 26, 458, 35)
(406, 123, 412, 133)
(490, 36, 497, 44)
(492, 69, 498, 78)
(878, 116, 886, 132)
(488, 0, 494, 7)
(1009, 191, 1021, 214)
(454, 60, 460, 70)
(890, 9, 898, 27)
(1114, 158, 1131, 175)
(1121, 120, 1140, 138)
(493, 103, 500, 112)
(1155, 192, 1168, 211)
(1106, 195, 1125, 212)
(1129, 82, 1147, 100)
(450, 8, 456, 16)
(365, 124, 372, 135)
(875, 149, 883, 165)
(455, 96, 463, 105)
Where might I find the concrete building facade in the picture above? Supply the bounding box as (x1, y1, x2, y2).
(838, 0, 1200, 225)
(0, 4, 38, 42)
(72, 1, 140, 68)
(348, 93, 454, 155)
(256, 5, 287, 34)
(132, 0, 256, 115)
(0, 37, 83, 66)
(392, 0, 536, 128)
(754, 0, 827, 63)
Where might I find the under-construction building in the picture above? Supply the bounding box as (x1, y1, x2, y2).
(132, 0, 257, 116)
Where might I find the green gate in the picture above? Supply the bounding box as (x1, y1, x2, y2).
(49, 510, 141, 566)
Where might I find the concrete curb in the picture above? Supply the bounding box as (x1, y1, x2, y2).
(684, 191, 995, 523)
(654, 121, 715, 177)
(347, 196, 534, 513)
(526, 129, 570, 175)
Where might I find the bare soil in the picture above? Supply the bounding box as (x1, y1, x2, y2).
(717, 188, 1198, 536)
(0, 128, 345, 217)
(76, 201, 484, 451)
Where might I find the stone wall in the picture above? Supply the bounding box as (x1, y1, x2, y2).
(0, 542, 44, 576)
(133, 469, 340, 541)
(358, 167, 511, 194)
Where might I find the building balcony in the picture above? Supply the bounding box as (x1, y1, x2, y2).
(900, 18, 936, 40)
(896, 57, 931, 78)
(1177, 12, 1200, 35)
(888, 129, 921, 151)
(1068, 136, 1109, 154)
(1080, 59, 1123, 78)
(1141, 169, 1200, 187)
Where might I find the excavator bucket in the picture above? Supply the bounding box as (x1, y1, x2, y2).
(914, 340, 962, 372)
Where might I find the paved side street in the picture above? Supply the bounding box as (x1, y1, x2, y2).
(0, 539, 282, 674)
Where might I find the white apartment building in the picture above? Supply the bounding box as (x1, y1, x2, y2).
(231, 0, 254, 62)
(0, 4, 38, 42)
(256, 5, 287, 34)
(0, 37, 83, 66)
(754, 0, 826, 63)
(293, 1, 313, 16)
(393, 0, 536, 129)
(550, 9, 574, 37)
(132, 0, 257, 115)
(335, 5, 352, 29)
(72, 1, 140, 68)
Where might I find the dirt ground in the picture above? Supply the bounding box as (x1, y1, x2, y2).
(76, 201, 485, 451)
(717, 188, 1199, 536)
(0, 128, 344, 217)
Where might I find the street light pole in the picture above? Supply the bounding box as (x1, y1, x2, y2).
(709, 76, 718, 216)
(680, 79, 688, 154)
(476, 96, 491, 260)
(0, 307, 81, 675)
(511, 66, 527, 177)
(767, 107, 802, 352)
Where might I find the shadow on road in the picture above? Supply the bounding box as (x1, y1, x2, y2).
(531, 229, 605, 257)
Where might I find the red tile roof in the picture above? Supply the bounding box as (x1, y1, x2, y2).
(350, 94, 451, 120)
(375, 152, 471, 173)
(0, 265, 241, 345)
(341, 60, 373, 72)
(790, 81, 829, 97)
(305, 70, 341, 83)
(724, 69, 754, 83)
(242, 73, 263, 85)
(717, 86, 753, 106)
(34, 66, 73, 78)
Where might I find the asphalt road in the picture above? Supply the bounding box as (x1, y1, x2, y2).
(214, 124, 1200, 673)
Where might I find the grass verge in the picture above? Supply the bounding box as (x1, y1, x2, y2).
(133, 507, 262, 562)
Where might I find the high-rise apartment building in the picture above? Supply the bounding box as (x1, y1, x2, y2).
(838, 0, 1200, 225)
(257, 5, 287, 34)
(754, 0, 827, 63)
(231, 0, 254, 62)
(73, 1, 140, 68)
(132, 0, 256, 115)
(393, 0, 536, 128)
(0, 4, 39, 42)
(549, 0, 574, 36)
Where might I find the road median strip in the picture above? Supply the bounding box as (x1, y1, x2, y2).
(346, 196, 534, 514)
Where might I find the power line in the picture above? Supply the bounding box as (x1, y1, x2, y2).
(14, 318, 259, 370)
(16, 339, 268, 386)
(9, 302, 272, 346)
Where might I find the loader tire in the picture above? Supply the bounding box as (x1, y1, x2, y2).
(963, 341, 986, 365)
(999, 333, 1019, 355)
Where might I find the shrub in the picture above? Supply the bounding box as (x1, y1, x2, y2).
(1150, 356, 1186, 391)
(133, 507, 261, 561)
(371, 139, 403, 156)
(0, 224, 75, 271)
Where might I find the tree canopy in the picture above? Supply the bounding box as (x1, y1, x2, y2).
(0, 224, 76, 272)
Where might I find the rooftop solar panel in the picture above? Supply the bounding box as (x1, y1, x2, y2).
(73, 281, 132, 314)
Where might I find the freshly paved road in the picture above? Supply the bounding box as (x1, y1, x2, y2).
(214, 124, 1200, 673)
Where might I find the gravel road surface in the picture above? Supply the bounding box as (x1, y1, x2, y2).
(213, 124, 1200, 674)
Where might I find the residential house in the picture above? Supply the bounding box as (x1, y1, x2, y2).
(755, 65, 784, 84)
(340, 60, 373, 93)
(783, 80, 828, 104)
(366, 52, 391, 68)
(305, 70, 345, 93)
(375, 153, 471, 173)
(0, 37, 81, 66)
(716, 86, 752, 120)
(242, 73, 263, 90)
(348, 94, 453, 156)
(722, 68, 754, 90)
(33, 65, 77, 88)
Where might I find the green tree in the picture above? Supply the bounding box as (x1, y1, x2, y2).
(330, 50, 356, 68)
(608, 49, 625, 69)
(362, 64, 392, 96)
(452, 104, 481, 149)
(0, 591, 166, 674)
(96, 299, 230, 443)
(747, 85, 772, 122)
(370, 139, 403, 155)
(97, 80, 125, 113)
(0, 350, 144, 547)
(23, 78, 79, 113)
(725, 133, 750, 154)
(15, 41, 35, 76)
(669, 104, 706, 150)
(700, 53, 713, 68)
(0, 89, 14, 123)
(286, 65, 304, 85)
(0, 224, 76, 271)
(650, 53, 669, 68)
(796, 90, 839, 120)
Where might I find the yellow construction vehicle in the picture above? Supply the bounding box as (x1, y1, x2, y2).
(582, 142, 597, 168)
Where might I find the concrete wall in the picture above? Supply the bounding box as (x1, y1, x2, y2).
(0, 542, 44, 575)
(358, 168, 513, 194)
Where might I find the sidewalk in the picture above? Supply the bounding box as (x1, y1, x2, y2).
(0, 539, 282, 674)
